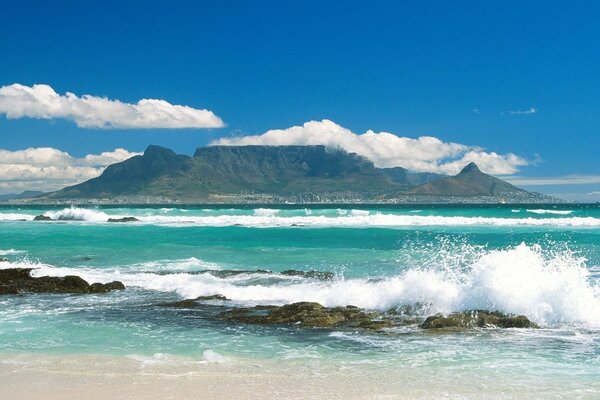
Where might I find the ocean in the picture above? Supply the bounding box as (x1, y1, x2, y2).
(1, 204, 599, 398)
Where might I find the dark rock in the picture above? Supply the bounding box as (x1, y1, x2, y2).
(88, 281, 126, 293)
(159, 294, 229, 308)
(0, 268, 125, 295)
(206, 269, 334, 280)
(33, 215, 52, 221)
(220, 301, 392, 330)
(280, 270, 335, 280)
(0, 258, 9, 263)
(421, 310, 538, 329)
(107, 217, 139, 223)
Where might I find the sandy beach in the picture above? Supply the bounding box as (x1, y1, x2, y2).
(1, 352, 598, 400)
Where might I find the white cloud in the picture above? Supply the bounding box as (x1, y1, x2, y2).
(0, 83, 225, 129)
(0, 147, 140, 194)
(509, 107, 537, 115)
(211, 119, 529, 175)
(506, 175, 600, 186)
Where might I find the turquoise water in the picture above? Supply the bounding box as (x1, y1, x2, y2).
(1, 205, 599, 393)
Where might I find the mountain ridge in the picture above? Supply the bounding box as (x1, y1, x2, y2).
(24, 145, 557, 204)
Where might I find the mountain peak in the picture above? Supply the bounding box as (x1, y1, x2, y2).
(459, 162, 481, 174)
(144, 145, 176, 157)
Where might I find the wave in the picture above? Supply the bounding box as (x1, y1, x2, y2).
(3, 244, 598, 328)
(0, 249, 25, 256)
(136, 214, 600, 228)
(253, 208, 279, 217)
(0, 213, 33, 221)
(0, 207, 598, 228)
(133, 257, 222, 272)
(44, 207, 111, 222)
(526, 209, 573, 215)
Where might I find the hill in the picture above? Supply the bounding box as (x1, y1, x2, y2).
(410, 162, 527, 197)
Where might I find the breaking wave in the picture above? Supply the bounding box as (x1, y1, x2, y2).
(0, 207, 598, 228)
(0, 249, 25, 256)
(526, 209, 574, 215)
(3, 243, 598, 328)
(44, 207, 111, 222)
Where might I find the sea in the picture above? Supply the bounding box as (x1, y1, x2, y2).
(0, 204, 599, 398)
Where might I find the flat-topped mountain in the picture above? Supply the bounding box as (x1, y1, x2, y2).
(32, 145, 555, 204)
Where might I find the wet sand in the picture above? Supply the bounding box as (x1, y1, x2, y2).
(1, 352, 597, 400)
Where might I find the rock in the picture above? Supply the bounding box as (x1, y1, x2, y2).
(33, 215, 52, 221)
(107, 217, 139, 223)
(159, 294, 229, 308)
(220, 301, 392, 330)
(88, 281, 126, 293)
(421, 310, 538, 329)
(206, 269, 334, 280)
(0, 258, 9, 263)
(280, 270, 335, 280)
(0, 268, 125, 295)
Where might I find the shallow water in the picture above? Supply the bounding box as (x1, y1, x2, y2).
(0, 204, 599, 395)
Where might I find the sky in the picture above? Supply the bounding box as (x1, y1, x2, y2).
(1, 0, 600, 200)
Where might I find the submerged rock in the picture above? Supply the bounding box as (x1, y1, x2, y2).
(107, 217, 139, 223)
(33, 215, 52, 221)
(206, 269, 334, 280)
(220, 301, 393, 330)
(280, 270, 335, 280)
(421, 310, 538, 329)
(159, 294, 229, 308)
(0, 268, 125, 295)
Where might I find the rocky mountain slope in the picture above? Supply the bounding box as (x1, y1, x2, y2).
(31, 145, 555, 203)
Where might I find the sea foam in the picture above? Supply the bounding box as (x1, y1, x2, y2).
(3, 243, 598, 328)
(0, 207, 598, 228)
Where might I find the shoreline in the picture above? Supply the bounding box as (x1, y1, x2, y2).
(1, 352, 597, 400)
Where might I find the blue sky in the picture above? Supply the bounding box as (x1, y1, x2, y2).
(1, 1, 599, 199)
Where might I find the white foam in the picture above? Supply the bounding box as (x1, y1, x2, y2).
(351, 209, 370, 216)
(253, 208, 279, 217)
(0, 213, 33, 221)
(5, 244, 598, 328)
(44, 206, 112, 222)
(133, 214, 600, 228)
(202, 350, 225, 363)
(0, 249, 25, 256)
(526, 209, 573, 215)
(134, 257, 222, 272)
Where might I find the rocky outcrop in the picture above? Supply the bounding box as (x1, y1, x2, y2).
(0, 268, 125, 295)
(220, 301, 393, 330)
(421, 310, 538, 329)
(107, 217, 139, 223)
(280, 270, 335, 280)
(205, 269, 334, 280)
(33, 215, 52, 221)
(159, 294, 229, 308)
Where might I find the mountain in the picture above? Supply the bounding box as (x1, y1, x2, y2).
(410, 162, 527, 197)
(380, 167, 443, 187)
(32, 145, 556, 204)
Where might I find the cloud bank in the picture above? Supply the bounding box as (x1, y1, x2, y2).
(211, 119, 528, 175)
(0, 147, 140, 194)
(507, 175, 600, 186)
(0, 83, 224, 129)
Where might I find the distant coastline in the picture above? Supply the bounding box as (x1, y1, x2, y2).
(6, 145, 563, 205)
